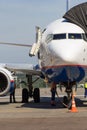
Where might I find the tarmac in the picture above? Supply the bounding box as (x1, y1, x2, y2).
(0, 87, 87, 130)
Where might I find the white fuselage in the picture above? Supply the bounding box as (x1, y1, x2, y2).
(38, 18, 87, 83)
(39, 18, 87, 67)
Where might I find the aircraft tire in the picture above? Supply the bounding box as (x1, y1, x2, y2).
(63, 96, 68, 108)
(22, 88, 29, 103)
(63, 96, 72, 109)
(33, 88, 40, 103)
(67, 99, 72, 109)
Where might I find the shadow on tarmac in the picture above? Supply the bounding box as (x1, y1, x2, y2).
(76, 98, 87, 107)
(19, 97, 87, 109)
(17, 97, 65, 109)
(0, 102, 9, 105)
(0, 96, 87, 110)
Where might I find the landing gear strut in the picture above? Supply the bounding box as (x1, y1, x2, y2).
(62, 81, 76, 109)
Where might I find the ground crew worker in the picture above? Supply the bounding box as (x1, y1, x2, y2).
(84, 81, 87, 98)
(50, 82, 56, 106)
(10, 82, 16, 103)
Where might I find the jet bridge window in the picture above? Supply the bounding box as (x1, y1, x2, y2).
(53, 33, 66, 40)
(68, 33, 82, 39)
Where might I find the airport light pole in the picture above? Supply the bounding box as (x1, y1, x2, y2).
(66, 0, 70, 11)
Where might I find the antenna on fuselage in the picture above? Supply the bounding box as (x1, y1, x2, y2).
(66, 0, 70, 11)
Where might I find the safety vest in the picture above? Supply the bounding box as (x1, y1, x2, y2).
(84, 82, 87, 88)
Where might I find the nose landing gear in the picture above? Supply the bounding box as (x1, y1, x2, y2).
(61, 81, 77, 109)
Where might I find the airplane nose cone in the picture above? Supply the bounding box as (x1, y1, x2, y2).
(48, 41, 83, 63)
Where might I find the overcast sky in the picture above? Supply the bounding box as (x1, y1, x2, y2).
(0, 0, 86, 64)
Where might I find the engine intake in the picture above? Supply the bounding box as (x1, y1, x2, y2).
(0, 67, 14, 96)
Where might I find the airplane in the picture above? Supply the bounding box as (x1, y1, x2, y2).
(0, 2, 86, 107)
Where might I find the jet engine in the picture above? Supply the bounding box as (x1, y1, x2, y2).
(0, 67, 14, 96)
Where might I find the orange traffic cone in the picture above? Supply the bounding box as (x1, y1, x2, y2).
(70, 95, 78, 112)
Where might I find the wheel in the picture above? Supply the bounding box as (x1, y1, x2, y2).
(67, 99, 72, 109)
(22, 88, 29, 103)
(63, 96, 72, 109)
(63, 96, 68, 108)
(33, 88, 40, 103)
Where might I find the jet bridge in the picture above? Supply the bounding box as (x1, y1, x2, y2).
(63, 2, 87, 34)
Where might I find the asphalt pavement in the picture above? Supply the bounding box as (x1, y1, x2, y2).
(0, 87, 87, 130)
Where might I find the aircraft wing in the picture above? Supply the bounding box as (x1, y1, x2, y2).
(0, 42, 32, 47)
(4, 63, 41, 76)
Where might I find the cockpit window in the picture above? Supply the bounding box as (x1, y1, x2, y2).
(45, 33, 66, 43)
(68, 33, 82, 39)
(45, 34, 53, 43)
(42, 28, 46, 33)
(53, 33, 66, 40)
(45, 33, 86, 44)
(82, 33, 87, 41)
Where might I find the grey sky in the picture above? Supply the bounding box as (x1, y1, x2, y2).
(0, 0, 86, 64)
